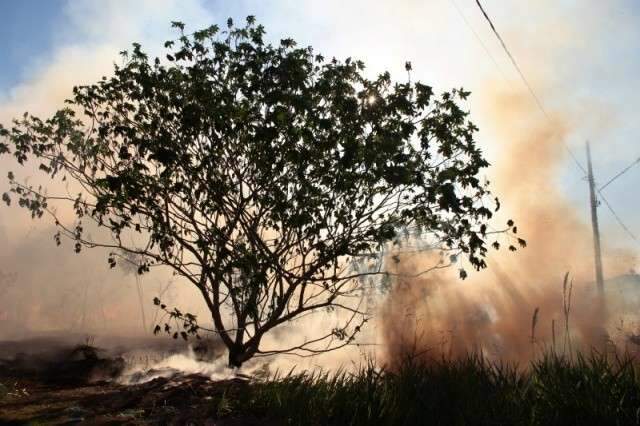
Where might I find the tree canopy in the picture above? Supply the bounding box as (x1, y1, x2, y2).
(0, 17, 521, 367)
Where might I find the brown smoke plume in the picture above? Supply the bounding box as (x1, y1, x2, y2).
(380, 82, 636, 366)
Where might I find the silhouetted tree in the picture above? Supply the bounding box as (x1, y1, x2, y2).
(0, 17, 522, 367)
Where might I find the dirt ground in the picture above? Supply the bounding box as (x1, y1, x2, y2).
(0, 371, 260, 425)
(0, 336, 264, 425)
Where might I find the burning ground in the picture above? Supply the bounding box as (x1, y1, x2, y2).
(2, 82, 640, 426)
(5, 334, 640, 425)
(0, 334, 260, 424)
(1, 2, 640, 424)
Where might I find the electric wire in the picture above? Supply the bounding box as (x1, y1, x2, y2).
(597, 189, 638, 243)
(472, 1, 639, 250)
(448, 0, 510, 84)
(595, 157, 640, 244)
(473, 0, 588, 176)
(599, 157, 640, 191)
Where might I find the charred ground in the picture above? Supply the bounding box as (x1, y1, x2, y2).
(3, 336, 640, 425)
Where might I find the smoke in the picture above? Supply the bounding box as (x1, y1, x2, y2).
(0, 224, 210, 339)
(0, 0, 216, 341)
(379, 81, 637, 366)
(118, 345, 239, 385)
(1, 0, 639, 377)
(372, 0, 640, 369)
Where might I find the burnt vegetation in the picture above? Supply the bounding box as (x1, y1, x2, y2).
(3, 350, 640, 425)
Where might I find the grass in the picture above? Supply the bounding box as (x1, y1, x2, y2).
(212, 351, 640, 425)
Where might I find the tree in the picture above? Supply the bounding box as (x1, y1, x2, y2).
(0, 17, 521, 367)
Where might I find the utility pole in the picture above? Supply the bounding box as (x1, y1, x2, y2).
(586, 141, 605, 294)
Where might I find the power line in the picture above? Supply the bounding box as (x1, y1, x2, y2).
(597, 157, 640, 244)
(473, 0, 588, 176)
(473, 0, 546, 117)
(472, 2, 639, 253)
(448, 0, 510, 84)
(599, 157, 640, 191)
(597, 189, 638, 243)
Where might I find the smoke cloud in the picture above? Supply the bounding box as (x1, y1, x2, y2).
(0, 0, 216, 341)
(379, 80, 637, 366)
(1, 0, 639, 376)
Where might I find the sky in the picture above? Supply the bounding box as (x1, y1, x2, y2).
(0, 0, 639, 336)
(0, 1, 66, 90)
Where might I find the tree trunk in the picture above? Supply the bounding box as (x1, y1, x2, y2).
(227, 343, 257, 368)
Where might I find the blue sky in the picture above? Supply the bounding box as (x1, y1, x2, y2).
(0, 1, 66, 90)
(0, 0, 639, 262)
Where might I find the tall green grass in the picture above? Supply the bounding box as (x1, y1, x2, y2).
(219, 352, 640, 425)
